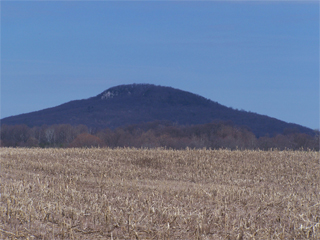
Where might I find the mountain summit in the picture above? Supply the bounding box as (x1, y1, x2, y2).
(1, 83, 314, 137)
(96, 84, 212, 107)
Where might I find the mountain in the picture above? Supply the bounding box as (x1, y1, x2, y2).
(0, 83, 315, 137)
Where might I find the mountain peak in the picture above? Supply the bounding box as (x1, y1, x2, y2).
(1, 83, 315, 137)
(98, 84, 156, 100)
(97, 84, 211, 108)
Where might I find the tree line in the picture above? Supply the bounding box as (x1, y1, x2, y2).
(0, 121, 319, 150)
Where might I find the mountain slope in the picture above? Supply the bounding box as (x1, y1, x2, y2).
(1, 83, 314, 137)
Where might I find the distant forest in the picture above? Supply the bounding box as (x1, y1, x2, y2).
(1, 121, 319, 150)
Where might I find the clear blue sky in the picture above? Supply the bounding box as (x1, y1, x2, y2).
(1, 1, 319, 130)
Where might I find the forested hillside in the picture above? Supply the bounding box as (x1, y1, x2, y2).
(1, 121, 318, 150)
(1, 84, 315, 138)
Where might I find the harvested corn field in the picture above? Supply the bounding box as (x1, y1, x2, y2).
(0, 148, 319, 239)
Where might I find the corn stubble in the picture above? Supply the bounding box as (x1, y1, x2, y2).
(0, 148, 319, 239)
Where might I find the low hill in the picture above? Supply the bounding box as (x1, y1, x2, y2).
(0, 83, 314, 137)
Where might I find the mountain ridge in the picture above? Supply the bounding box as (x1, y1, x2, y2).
(1, 83, 315, 137)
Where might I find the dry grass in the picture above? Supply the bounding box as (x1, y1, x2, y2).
(0, 147, 319, 239)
